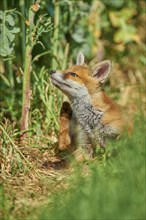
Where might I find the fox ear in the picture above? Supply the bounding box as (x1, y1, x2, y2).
(76, 51, 85, 65)
(93, 60, 112, 83)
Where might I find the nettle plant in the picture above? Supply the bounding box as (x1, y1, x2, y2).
(0, 10, 20, 57)
(20, 2, 53, 139)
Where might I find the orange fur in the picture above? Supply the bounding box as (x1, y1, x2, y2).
(58, 102, 72, 151)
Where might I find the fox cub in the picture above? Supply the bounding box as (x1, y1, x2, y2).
(50, 52, 129, 157)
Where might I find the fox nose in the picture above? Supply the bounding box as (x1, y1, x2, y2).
(50, 70, 56, 75)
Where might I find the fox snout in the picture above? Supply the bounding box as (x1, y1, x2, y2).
(50, 70, 56, 75)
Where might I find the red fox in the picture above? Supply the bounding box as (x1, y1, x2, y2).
(50, 52, 131, 158)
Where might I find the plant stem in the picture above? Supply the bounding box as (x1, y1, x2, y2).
(20, 3, 36, 139)
(52, 0, 59, 69)
(62, 43, 69, 70)
(19, 0, 26, 66)
(3, 0, 7, 10)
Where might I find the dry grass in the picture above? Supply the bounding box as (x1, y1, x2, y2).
(0, 125, 73, 220)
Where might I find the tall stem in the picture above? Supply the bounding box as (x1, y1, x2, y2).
(52, 0, 59, 69)
(19, 0, 26, 66)
(20, 3, 37, 139)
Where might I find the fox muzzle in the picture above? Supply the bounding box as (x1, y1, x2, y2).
(50, 70, 56, 75)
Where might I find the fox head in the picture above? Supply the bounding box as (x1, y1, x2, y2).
(50, 52, 112, 100)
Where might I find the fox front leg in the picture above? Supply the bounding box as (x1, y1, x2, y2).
(71, 123, 94, 160)
(58, 101, 72, 151)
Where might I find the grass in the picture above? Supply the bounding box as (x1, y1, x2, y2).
(0, 115, 145, 220)
(38, 116, 145, 220)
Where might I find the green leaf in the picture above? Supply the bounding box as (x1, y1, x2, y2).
(0, 47, 8, 56)
(120, 8, 136, 20)
(11, 27, 20, 33)
(0, 10, 19, 57)
(102, 0, 124, 9)
(0, 32, 14, 56)
(109, 8, 136, 28)
(0, 74, 11, 86)
(114, 26, 137, 44)
(5, 28, 15, 42)
(109, 11, 121, 27)
(0, 45, 13, 57)
(6, 14, 15, 26)
(72, 30, 85, 43)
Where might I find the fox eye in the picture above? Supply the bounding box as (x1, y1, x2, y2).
(69, 72, 78, 77)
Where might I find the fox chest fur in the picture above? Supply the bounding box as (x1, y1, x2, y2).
(72, 97, 103, 133)
(71, 96, 119, 148)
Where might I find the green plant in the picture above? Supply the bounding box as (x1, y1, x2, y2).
(20, 1, 52, 139)
(0, 120, 33, 175)
(32, 66, 60, 131)
(0, 9, 20, 57)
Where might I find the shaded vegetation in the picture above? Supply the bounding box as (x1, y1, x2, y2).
(40, 118, 145, 220)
